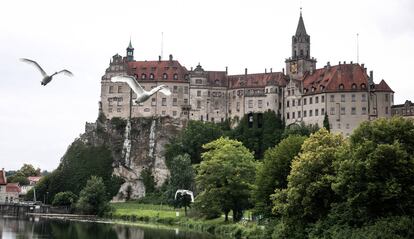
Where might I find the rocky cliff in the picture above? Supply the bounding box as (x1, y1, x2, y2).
(81, 115, 185, 201)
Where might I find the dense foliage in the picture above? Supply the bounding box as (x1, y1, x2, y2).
(195, 137, 256, 222)
(76, 176, 111, 216)
(166, 154, 195, 205)
(52, 191, 78, 207)
(7, 164, 41, 185)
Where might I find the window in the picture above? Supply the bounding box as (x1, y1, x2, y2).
(339, 84, 344, 90)
(341, 94, 345, 102)
(197, 91, 201, 97)
(315, 96, 319, 104)
(288, 90, 291, 96)
(236, 102, 240, 111)
(298, 99, 301, 106)
(309, 110, 313, 117)
(352, 94, 356, 102)
(362, 94, 366, 102)
(330, 107, 335, 115)
(184, 86, 189, 94)
(304, 110, 307, 117)
(173, 86, 178, 93)
(162, 110, 166, 115)
(258, 100, 263, 108)
(321, 108, 325, 115)
(151, 98, 156, 106)
(315, 109, 319, 116)
(141, 74, 147, 80)
(351, 107, 356, 115)
(109, 107, 113, 113)
(346, 124, 350, 129)
(385, 94, 389, 102)
(292, 89, 295, 95)
(352, 83, 357, 89)
(298, 111, 301, 118)
(118, 86, 122, 93)
(361, 83, 366, 89)
(322, 95, 325, 103)
(310, 97, 313, 104)
(196, 79, 202, 84)
(108, 98, 113, 106)
(162, 98, 167, 106)
(292, 112, 295, 119)
(117, 98, 122, 106)
(163, 73, 168, 79)
(184, 99, 188, 105)
(173, 111, 177, 116)
(117, 107, 121, 112)
(149, 73, 154, 80)
(173, 98, 178, 106)
(292, 100, 296, 107)
(286, 112, 290, 119)
(248, 100, 253, 108)
(341, 107, 346, 115)
(287, 100, 290, 107)
(184, 74, 189, 80)
(173, 74, 178, 80)
(304, 98, 307, 105)
(385, 106, 389, 114)
(144, 108, 150, 112)
(197, 100, 201, 109)
(338, 123, 341, 129)
(330, 95, 335, 102)
(109, 86, 114, 93)
(200, 115, 203, 121)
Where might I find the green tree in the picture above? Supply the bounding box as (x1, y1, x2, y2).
(253, 135, 306, 218)
(282, 122, 319, 138)
(272, 129, 345, 224)
(8, 174, 29, 185)
(52, 191, 78, 207)
(323, 113, 330, 132)
(195, 137, 256, 222)
(8, 164, 41, 185)
(165, 121, 223, 164)
(76, 176, 110, 216)
(166, 154, 195, 204)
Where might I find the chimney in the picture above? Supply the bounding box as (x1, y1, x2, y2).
(270, 68, 273, 73)
(225, 66, 228, 74)
(350, 61, 353, 64)
(169, 54, 173, 61)
(364, 68, 367, 73)
(339, 61, 341, 65)
(158, 55, 161, 62)
(344, 61, 346, 64)
(282, 68, 285, 74)
(265, 68, 267, 74)
(245, 68, 248, 75)
(361, 63, 365, 69)
(327, 61, 331, 67)
(370, 70, 373, 82)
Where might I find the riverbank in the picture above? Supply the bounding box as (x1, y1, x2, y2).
(109, 202, 266, 239)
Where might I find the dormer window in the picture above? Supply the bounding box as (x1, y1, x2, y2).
(320, 85, 325, 91)
(352, 83, 357, 89)
(163, 73, 168, 80)
(339, 84, 344, 90)
(184, 74, 189, 80)
(215, 79, 220, 85)
(312, 87, 316, 92)
(304, 88, 308, 93)
(141, 74, 147, 80)
(173, 73, 178, 80)
(149, 73, 154, 80)
(361, 83, 366, 89)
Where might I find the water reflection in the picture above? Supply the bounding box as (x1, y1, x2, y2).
(0, 216, 216, 239)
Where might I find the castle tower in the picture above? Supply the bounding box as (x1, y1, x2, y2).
(286, 10, 316, 80)
(126, 39, 134, 62)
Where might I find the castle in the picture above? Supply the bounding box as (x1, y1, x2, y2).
(100, 12, 394, 136)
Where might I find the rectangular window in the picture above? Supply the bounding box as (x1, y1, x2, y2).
(248, 100, 253, 108)
(321, 108, 325, 115)
(385, 94, 389, 102)
(298, 99, 301, 106)
(287, 100, 290, 108)
(341, 107, 346, 115)
(173, 98, 178, 106)
(151, 98, 156, 106)
(341, 94, 345, 102)
(352, 94, 356, 102)
(162, 98, 167, 106)
(330, 107, 335, 115)
(197, 100, 201, 109)
(292, 112, 295, 119)
(385, 106, 389, 114)
(292, 100, 296, 107)
(173, 86, 178, 93)
(309, 110, 313, 117)
(362, 94, 366, 102)
(310, 97, 313, 104)
(304, 110, 307, 117)
(315, 109, 319, 116)
(184, 99, 188, 105)
(298, 111, 301, 118)
(109, 86, 114, 94)
(286, 112, 290, 119)
(322, 95, 325, 103)
(108, 98, 113, 106)
(304, 98, 307, 105)
(330, 95, 335, 102)
(258, 100, 263, 108)
(108, 107, 113, 113)
(236, 102, 240, 111)
(118, 86, 122, 93)
(197, 90, 201, 97)
(351, 107, 356, 115)
(315, 96, 319, 104)
(184, 86, 189, 94)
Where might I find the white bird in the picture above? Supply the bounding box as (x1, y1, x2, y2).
(20, 58, 73, 86)
(111, 75, 171, 104)
(175, 189, 194, 202)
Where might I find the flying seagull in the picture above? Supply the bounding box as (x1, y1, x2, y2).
(111, 75, 171, 104)
(20, 58, 73, 86)
(175, 189, 194, 202)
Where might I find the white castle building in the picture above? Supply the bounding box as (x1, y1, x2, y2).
(100, 12, 393, 136)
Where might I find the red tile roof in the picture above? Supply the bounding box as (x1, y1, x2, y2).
(206, 71, 228, 87)
(28, 176, 41, 183)
(6, 183, 20, 193)
(228, 72, 287, 89)
(127, 60, 189, 83)
(0, 170, 6, 185)
(375, 79, 394, 92)
(302, 64, 393, 95)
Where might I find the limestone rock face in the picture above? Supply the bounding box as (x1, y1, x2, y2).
(82, 116, 185, 201)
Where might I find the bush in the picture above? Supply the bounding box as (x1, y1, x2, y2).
(52, 191, 78, 207)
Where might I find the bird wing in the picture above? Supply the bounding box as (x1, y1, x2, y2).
(158, 85, 171, 96)
(111, 75, 144, 95)
(20, 58, 47, 77)
(56, 69, 74, 77)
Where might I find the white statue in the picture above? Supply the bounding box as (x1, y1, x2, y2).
(20, 58, 73, 86)
(111, 75, 171, 104)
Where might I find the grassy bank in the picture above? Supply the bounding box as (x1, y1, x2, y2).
(109, 202, 266, 239)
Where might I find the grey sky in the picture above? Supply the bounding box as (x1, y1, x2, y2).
(1, 0, 413, 171)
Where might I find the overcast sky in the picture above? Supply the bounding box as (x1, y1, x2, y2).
(1, 0, 413, 171)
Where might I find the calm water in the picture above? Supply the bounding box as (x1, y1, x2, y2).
(0, 216, 217, 239)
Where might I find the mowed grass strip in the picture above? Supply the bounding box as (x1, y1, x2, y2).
(111, 202, 185, 219)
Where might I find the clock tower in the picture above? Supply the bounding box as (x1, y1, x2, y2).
(285, 11, 316, 80)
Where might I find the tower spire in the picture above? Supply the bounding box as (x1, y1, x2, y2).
(295, 10, 308, 36)
(126, 37, 134, 61)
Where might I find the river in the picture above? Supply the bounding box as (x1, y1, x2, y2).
(0, 216, 217, 239)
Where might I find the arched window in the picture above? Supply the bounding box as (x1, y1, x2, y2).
(184, 74, 189, 80)
(312, 87, 316, 92)
(173, 73, 178, 80)
(149, 73, 154, 80)
(352, 83, 357, 89)
(141, 73, 147, 80)
(163, 73, 168, 80)
(300, 49, 304, 56)
(339, 84, 344, 90)
(320, 85, 325, 91)
(294, 50, 297, 57)
(361, 83, 366, 89)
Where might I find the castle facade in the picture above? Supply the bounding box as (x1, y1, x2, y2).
(100, 12, 394, 136)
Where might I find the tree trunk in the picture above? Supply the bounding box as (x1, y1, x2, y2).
(224, 211, 229, 222)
